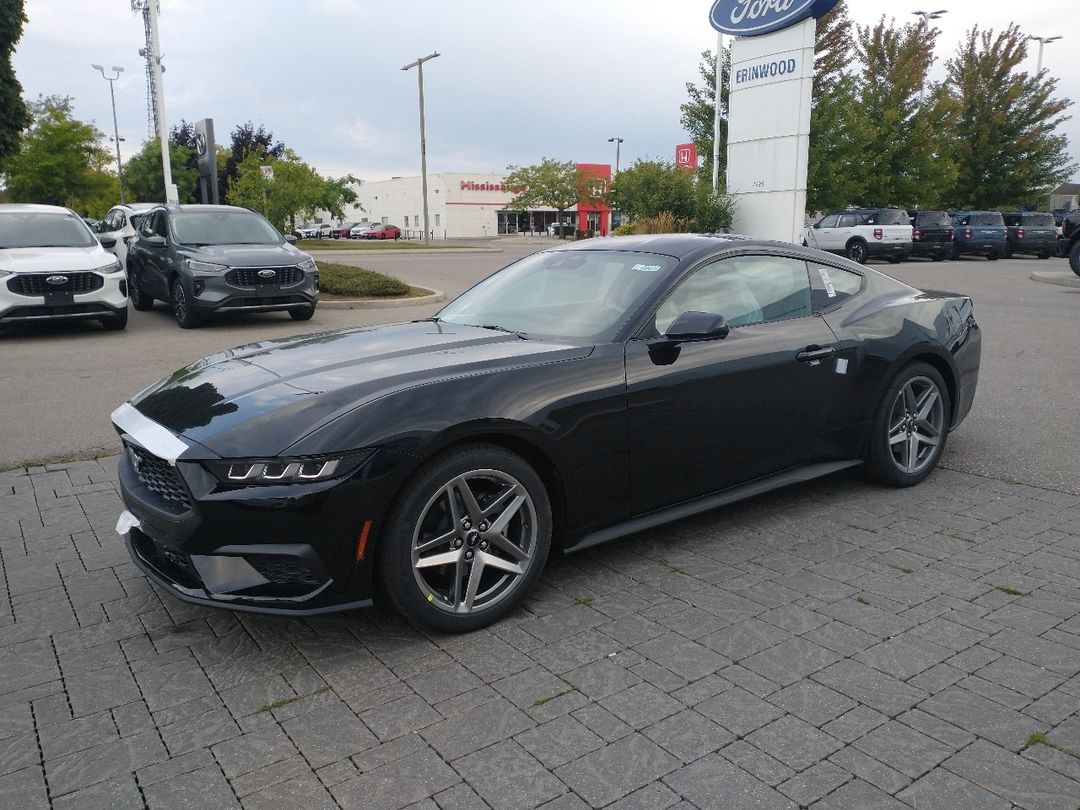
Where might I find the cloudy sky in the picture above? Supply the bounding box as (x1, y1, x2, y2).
(12, 1, 1080, 184)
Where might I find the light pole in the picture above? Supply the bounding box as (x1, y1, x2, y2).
(1029, 35, 1061, 75)
(607, 137, 623, 236)
(912, 10, 948, 103)
(402, 52, 440, 246)
(91, 64, 126, 204)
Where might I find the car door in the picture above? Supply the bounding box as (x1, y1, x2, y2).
(137, 210, 172, 299)
(806, 214, 839, 250)
(625, 253, 850, 515)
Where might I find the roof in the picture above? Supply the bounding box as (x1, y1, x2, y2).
(548, 233, 793, 259)
(0, 203, 78, 215)
(1052, 183, 1080, 195)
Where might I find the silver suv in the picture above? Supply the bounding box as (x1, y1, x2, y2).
(805, 208, 913, 264)
(0, 204, 128, 330)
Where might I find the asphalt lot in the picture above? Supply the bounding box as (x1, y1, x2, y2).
(1, 242, 1079, 808)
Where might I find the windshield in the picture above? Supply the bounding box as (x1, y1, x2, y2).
(172, 210, 282, 245)
(437, 250, 679, 340)
(969, 212, 1004, 226)
(0, 211, 97, 249)
(916, 212, 951, 228)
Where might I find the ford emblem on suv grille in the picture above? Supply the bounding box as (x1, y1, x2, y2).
(258, 269, 277, 279)
(46, 275, 69, 286)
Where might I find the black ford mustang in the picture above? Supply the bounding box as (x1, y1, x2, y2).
(112, 235, 980, 632)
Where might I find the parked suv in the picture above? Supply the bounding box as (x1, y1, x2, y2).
(1002, 212, 1056, 259)
(1062, 209, 1080, 277)
(98, 202, 159, 269)
(126, 205, 319, 328)
(804, 208, 912, 263)
(908, 210, 953, 261)
(951, 212, 1007, 260)
(0, 204, 128, 330)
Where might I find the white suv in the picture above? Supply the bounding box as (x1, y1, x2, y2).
(0, 204, 128, 330)
(99, 202, 159, 269)
(805, 208, 913, 264)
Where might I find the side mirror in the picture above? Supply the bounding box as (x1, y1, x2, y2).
(284, 234, 297, 244)
(144, 234, 167, 248)
(665, 311, 730, 342)
(98, 235, 117, 249)
(813, 222, 821, 229)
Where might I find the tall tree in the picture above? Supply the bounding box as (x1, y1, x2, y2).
(853, 16, 958, 209)
(227, 149, 359, 232)
(123, 139, 198, 203)
(1, 96, 114, 210)
(807, 0, 874, 212)
(503, 159, 600, 237)
(945, 25, 1075, 209)
(0, 0, 28, 169)
(679, 47, 730, 186)
(224, 122, 286, 203)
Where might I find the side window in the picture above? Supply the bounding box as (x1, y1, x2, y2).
(837, 214, 858, 228)
(140, 212, 157, 236)
(810, 264, 863, 311)
(153, 212, 169, 238)
(816, 214, 839, 229)
(654, 255, 811, 334)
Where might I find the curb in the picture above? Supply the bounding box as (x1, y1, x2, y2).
(318, 289, 446, 310)
(1030, 270, 1080, 289)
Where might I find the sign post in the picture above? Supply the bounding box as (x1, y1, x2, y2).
(194, 119, 218, 205)
(710, 0, 838, 243)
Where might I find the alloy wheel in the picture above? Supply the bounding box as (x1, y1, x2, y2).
(887, 376, 944, 475)
(172, 281, 188, 323)
(410, 468, 537, 615)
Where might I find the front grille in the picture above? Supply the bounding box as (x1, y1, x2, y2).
(131, 530, 202, 589)
(128, 445, 192, 510)
(246, 554, 323, 587)
(226, 266, 304, 286)
(8, 272, 104, 296)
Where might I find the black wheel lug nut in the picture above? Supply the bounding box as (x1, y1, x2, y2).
(478, 522, 489, 532)
(465, 550, 473, 561)
(453, 538, 463, 548)
(480, 540, 489, 550)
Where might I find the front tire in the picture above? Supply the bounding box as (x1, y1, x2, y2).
(100, 307, 128, 331)
(846, 239, 868, 264)
(1069, 240, 1080, 278)
(864, 362, 950, 488)
(378, 444, 552, 633)
(171, 278, 200, 329)
(289, 304, 316, 321)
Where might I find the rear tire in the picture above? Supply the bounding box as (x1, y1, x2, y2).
(128, 268, 154, 311)
(846, 239, 868, 264)
(1069, 240, 1080, 278)
(1003, 243, 1013, 259)
(378, 444, 551, 633)
(864, 362, 950, 488)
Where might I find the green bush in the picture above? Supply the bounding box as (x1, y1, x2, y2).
(318, 262, 409, 297)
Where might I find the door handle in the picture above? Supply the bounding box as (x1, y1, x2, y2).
(796, 346, 836, 363)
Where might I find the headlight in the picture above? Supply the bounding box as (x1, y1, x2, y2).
(94, 259, 123, 274)
(184, 258, 228, 273)
(203, 450, 374, 485)
(297, 257, 316, 271)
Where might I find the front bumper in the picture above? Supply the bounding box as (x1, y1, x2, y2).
(111, 403, 405, 615)
(185, 265, 318, 316)
(0, 270, 128, 323)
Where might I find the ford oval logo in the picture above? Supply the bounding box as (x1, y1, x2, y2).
(257, 269, 277, 279)
(709, 0, 839, 37)
(45, 275, 69, 286)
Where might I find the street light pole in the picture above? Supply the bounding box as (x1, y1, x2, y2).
(912, 9, 948, 104)
(607, 137, 622, 175)
(1029, 35, 1061, 75)
(402, 52, 440, 246)
(91, 64, 126, 204)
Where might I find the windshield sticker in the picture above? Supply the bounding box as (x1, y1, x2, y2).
(632, 264, 663, 273)
(835, 358, 849, 375)
(817, 268, 837, 298)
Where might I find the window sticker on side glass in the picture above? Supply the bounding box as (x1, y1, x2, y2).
(817, 268, 837, 298)
(632, 264, 662, 272)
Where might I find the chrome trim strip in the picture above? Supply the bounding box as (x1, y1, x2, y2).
(110, 402, 190, 465)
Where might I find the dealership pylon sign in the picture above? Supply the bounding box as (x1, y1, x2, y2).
(712, 0, 838, 243)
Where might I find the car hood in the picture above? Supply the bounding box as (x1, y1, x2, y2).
(0, 245, 113, 273)
(179, 243, 307, 267)
(129, 321, 592, 458)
